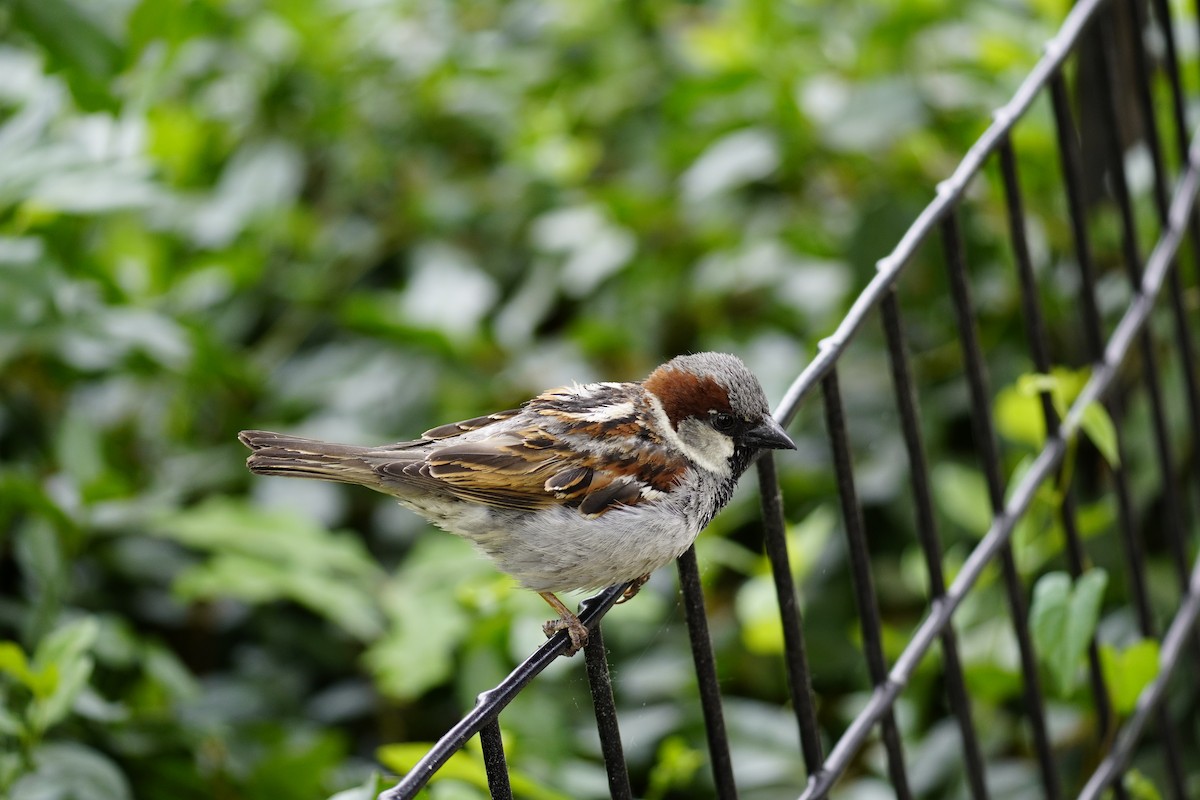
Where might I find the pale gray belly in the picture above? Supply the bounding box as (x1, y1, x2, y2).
(398, 497, 700, 593)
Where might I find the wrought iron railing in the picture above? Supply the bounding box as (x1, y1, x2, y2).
(381, 0, 1200, 796)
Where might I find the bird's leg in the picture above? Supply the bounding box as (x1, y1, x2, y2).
(538, 592, 588, 655)
(615, 573, 651, 604)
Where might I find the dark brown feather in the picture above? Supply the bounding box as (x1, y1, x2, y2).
(368, 391, 690, 516)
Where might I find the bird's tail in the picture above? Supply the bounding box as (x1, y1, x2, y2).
(238, 430, 386, 490)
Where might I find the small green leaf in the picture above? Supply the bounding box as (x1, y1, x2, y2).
(31, 655, 93, 734)
(10, 741, 131, 800)
(1080, 401, 1120, 466)
(1123, 768, 1164, 800)
(1030, 573, 1070, 681)
(647, 736, 706, 800)
(11, 0, 124, 111)
(1015, 366, 1090, 421)
(1016, 371, 1067, 418)
(326, 771, 390, 800)
(22, 618, 100, 733)
(33, 618, 99, 674)
(1030, 569, 1107, 696)
(1101, 639, 1161, 715)
(994, 384, 1046, 449)
(0, 642, 34, 685)
(0, 704, 25, 737)
(1067, 569, 1107, 645)
(932, 463, 992, 538)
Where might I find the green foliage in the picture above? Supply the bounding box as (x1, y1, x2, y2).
(1100, 639, 1162, 717)
(327, 772, 393, 800)
(932, 462, 993, 539)
(645, 736, 707, 800)
(378, 740, 570, 800)
(734, 504, 837, 655)
(0, 618, 115, 799)
(154, 499, 386, 640)
(995, 367, 1119, 466)
(1029, 569, 1107, 697)
(1123, 768, 1165, 800)
(363, 536, 497, 701)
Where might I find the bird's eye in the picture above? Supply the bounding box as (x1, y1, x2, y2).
(710, 412, 738, 434)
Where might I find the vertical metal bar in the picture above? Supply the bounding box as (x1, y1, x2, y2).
(677, 546, 739, 799)
(583, 623, 634, 800)
(1149, 0, 1191, 174)
(1051, 64, 1171, 800)
(479, 720, 514, 800)
(756, 454, 825, 774)
(380, 585, 629, 800)
(940, 210, 1061, 800)
(1050, 54, 1155, 630)
(996, 134, 1117, 746)
(1124, 0, 1200, 592)
(1149, 0, 1200, 529)
(1101, 9, 1188, 580)
(1093, 14, 1191, 795)
(821, 368, 913, 799)
(1049, 72, 1107, 359)
(879, 290, 989, 800)
(1096, 1, 1189, 592)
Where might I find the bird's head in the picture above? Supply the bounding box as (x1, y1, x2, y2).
(643, 352, 795, 477)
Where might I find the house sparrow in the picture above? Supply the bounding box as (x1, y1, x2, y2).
(239, 352, 794, 654)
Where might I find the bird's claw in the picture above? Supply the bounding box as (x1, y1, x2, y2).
(543, 614, 589, 655)
(615, 573, 650, 604)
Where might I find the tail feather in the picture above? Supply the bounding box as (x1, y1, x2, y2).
(238, 430, 385, 490)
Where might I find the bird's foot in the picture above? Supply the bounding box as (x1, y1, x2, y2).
(538, 591, 588, 655)
(541, 613, 589, 655)
(616, 573, 651, 604)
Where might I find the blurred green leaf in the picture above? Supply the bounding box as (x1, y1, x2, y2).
(0, 642, 37, 691)
(932, 463, 992, 538)
(736, 575, 786, 655)
(29, 618, 99, 734)
(1013, 367, 1116, 465)
(1100, 639, 1161, 716)
(736, 504, 837, 655)
(1080, 401, 1120, 467)
(0, 705, 23, 737)
(10, 742, 131, 800)
(327, 771, 391, 800)
(363, 537, 488, 700)
(646, 736, 705, 800)
(994, 384, 1045, 449)
(1015, 367, 1087, 417)
(1123, 768, 1164, 800)
(1029, 569, 1107, 697)
(11, 0, 123, 110)
(155, 499, 385, 640)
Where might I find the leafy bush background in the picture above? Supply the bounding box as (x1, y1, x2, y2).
(3, 0, 1198, 798)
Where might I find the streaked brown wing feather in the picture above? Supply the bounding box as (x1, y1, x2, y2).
(373, 421, 688, 516)
(421, 409, 521, 440)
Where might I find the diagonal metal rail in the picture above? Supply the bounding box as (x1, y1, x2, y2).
(798, 124, 1200, 800)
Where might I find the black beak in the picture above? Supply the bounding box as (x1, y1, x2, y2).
(743, 416, 796, 451)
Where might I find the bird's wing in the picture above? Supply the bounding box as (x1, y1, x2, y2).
(370, 400, 690, 516)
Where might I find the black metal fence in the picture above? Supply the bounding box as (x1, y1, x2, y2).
(381, 0, 1200, 797)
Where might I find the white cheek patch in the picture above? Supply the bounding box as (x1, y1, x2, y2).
(648, 396, 733, 476)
